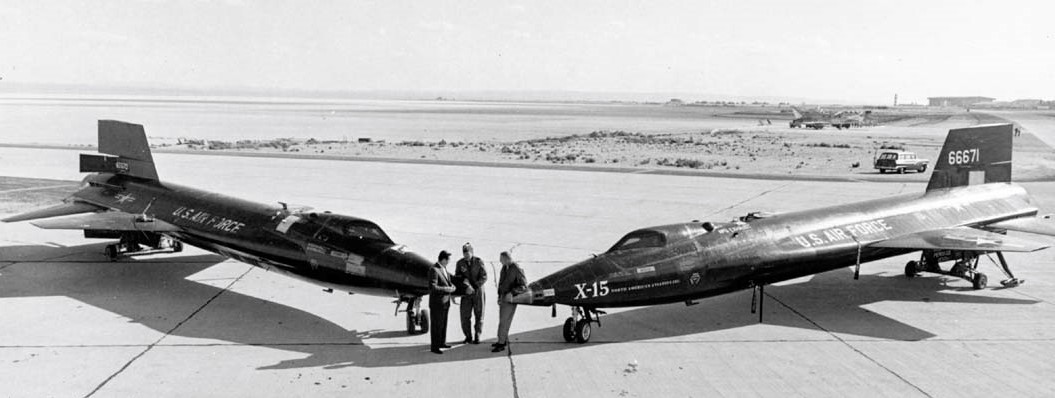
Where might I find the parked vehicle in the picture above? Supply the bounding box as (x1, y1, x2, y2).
(875, 151, 928, 174)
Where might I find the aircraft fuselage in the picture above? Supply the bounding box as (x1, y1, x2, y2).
(73, 173, 433, 299)
(520, 183, 1036, 308)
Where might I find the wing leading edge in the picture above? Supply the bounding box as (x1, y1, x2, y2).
(29, 212, 181, 232)
(870, 227, 1049, 253)
(1, 201, 106, 223)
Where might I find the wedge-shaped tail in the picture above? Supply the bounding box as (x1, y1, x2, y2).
(80, 120, 159, 181)
(926, 123, 1012, 191)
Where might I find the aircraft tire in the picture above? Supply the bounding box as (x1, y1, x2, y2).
(574, 319, 592, 344)
(105, 244, 118, 262)
(920, 165, 927, 173)
(172, 240, 183, 253)
(406, 311, 417, 335)
(973, 273, 988, 290)
(418, 309, 430, 334)
(562, 318, 576, 342)
(898, 167, 905, 174)
(879, 169, 886, 174)
(905, 261, 918, 277)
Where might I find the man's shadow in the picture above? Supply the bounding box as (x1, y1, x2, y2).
(0, 243, 1039, 370)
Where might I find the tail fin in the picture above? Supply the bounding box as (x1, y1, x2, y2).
(926, 123, 1012, 191)
(79, 120, 159, 181)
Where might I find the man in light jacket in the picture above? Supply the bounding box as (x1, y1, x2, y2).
(492, 251, 527, 353)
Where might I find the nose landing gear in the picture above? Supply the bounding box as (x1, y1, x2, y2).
(395, 297, 429, 335)
(562, 306, 604, 344)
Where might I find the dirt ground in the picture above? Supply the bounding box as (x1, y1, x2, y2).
(188, 110, 1055, 182)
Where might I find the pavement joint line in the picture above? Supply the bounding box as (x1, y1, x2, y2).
(766, 291, 934, 398)
(428, 232, 599, 254)
(82, 266, 254, 398)
(704, 181, 795, 218)
(506, 346, 521, 398)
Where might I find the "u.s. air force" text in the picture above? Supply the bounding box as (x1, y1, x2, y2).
(172, 206, 246, 233)
(793, 219, 893, 248)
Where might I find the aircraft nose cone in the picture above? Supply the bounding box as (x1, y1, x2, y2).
(509, 281, 557, 306)
(509, 288, 534, 304)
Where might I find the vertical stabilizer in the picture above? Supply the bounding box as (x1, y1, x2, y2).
(80, 120, 159, 181)
(926, 123, 1012, 191)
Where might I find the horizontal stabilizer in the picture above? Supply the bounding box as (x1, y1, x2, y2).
(1, 201, 106, 223)
(30, 212, 181, 232)
(987, 217, 1055, 237)
(871, 227, 1048, 252)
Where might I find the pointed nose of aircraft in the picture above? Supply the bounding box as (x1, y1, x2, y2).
(372, 245, 433, 295)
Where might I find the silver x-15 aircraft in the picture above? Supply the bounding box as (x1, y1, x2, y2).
(512, 124, 1055, 343)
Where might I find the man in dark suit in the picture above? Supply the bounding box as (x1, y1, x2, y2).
(492, 251, 527, 353)
(455, 242, 487, 344)
(429, 250, 456, 354)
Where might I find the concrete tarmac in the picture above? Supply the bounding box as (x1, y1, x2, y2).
(2, 131, 1055, 396)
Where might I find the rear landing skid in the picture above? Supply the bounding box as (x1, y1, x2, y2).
(904, 250, 1024, 289)
(104, 233, 183, 261)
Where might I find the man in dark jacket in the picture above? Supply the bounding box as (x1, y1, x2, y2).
(455, 243, 487, 344)
(429, 250, 456, 354)
(492, 251, 527, 353)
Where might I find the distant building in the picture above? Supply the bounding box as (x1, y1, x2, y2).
(927, 96, 995, 107)
(1010, 99, 1043, 108)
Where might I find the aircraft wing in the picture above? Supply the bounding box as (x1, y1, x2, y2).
(30, 212, 181, 232)
(1, 201, 107, 223)
(870, 227, 1049, 252)
(985, 217, 1055, 237)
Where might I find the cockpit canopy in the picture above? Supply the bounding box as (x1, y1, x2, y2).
(308, 212, 394, 244)
(606, 222, 712, 253)
(607, 229, 667, 252)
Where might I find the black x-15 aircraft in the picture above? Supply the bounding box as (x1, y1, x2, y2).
(2, 121, 435, 334)
(513, 124, 1055, 343)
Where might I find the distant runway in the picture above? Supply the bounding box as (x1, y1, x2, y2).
(2, 144, 1055, 397)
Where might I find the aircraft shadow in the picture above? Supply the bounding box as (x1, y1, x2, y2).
(0, 243, 367, 354)
(259, 268, 1039, 370)
(0, 244, 1038, 371)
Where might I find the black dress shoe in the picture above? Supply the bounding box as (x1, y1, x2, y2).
(470, 338, 480, 345)
(462, 337, 472, 344)
(431, 349, 444, 355)
(441, 344, 453, 349)
(491, 344, 506, 353)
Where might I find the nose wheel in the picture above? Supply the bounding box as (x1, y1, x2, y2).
(562, 307, 604, 344)
(396, 297, 429, 335)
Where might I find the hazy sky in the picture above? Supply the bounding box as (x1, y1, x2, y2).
(1, 1, 1052, 103)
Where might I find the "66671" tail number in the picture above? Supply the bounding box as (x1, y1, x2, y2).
(948, 148, 979, 165)
(574, 280, 610, 300)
